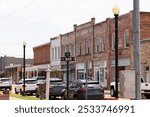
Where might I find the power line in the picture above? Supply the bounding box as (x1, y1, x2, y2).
(0, 0, 36, 20)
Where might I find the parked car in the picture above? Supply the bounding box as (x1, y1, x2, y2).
(35, 78, 66, 99)
(0, 77, 12, 90)
(110, 70, 150, 99)
(33, 76, 46, 84)
(61, 80, 104, 100)
(14, 78, 38, 95)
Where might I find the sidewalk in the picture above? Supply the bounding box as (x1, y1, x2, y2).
(9, 96, 23, 100)
(104, 90, 130, 100)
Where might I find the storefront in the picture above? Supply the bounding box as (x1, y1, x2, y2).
(61, 64, 75, 82)
(76, 62, 92, 80)
(94, 60, 107, 88)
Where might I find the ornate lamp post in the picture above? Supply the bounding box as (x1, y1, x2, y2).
(112, 5, 120, 99)
(61, 52, 75, 100)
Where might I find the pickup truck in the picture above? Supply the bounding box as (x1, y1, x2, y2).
(110, 77, 150, 98)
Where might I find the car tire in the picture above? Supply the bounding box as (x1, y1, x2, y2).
(9, 86, 12, 91)
(20, 89, 23, 95)
(110, 87, 115, 97)
(15, 88, 18, 94)
(61, 94, 66, 100)
(74, 95, 78, 100)
(35, 90, 39, 98)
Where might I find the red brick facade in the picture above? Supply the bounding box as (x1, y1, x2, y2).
(33, 43, 50, 65)
(59, 11, 150, 89)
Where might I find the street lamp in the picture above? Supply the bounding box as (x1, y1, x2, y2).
(22, 41, 26, 96)
(112, 5, 120, 99)
(61, 52, 75, 100)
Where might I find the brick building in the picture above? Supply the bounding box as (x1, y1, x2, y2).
(33, 42, 50, 65)
(74, 18, 95, 81)
(25, 42, 50, 78)
(61, 31, 76, 81)
(60, 11, 150, 89)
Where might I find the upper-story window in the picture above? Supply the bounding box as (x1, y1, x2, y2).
(85, 40, 90, 54)
(55, 47, 57, 60)
(76, 42, 80, 56)
(70, 44, 74, 56)
(101, 34, 106, 52)
(95, 37, 99, 53)
(57, 47, 60, 59)
(124, 30, 129, 48)
(61, 46, 65, 57)
(51, 48, 54, 60)
(112, 33, 115, 50)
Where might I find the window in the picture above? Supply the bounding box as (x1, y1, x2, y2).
(70, 44, 74, 56)
(58, 47, 60, 60)
(55, 48, 57, 60)
(95, 37, 99, 53)
(76, 43, 79, 56)
(77, 69, 84, 80)
(79, 42, 81, 55)
(51, 48, 54, 60)
(102, 34, 106, 52)
(124, 30, 129, 48)
(112, 33, 115, 50)
(85, 40, 90, 54)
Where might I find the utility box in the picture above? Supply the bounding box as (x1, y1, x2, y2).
(119, 70, 135, 99)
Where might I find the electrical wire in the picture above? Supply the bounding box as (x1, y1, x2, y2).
(0, 0, 36, 20)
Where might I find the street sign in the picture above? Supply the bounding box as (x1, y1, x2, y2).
(60, 57, 75, 61)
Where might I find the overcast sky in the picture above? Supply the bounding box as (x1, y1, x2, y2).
(0, 0, 150, 58)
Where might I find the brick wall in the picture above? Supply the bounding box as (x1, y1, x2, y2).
(33, 43, 50, 65)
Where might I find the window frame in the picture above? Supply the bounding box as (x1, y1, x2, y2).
(124, 30, 129, 48)
(112, 33, 115, 50)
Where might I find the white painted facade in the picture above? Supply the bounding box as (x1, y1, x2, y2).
(76, 62, 92, 80)
(50, 36, 61, 71)
(94, 60, 107, 88)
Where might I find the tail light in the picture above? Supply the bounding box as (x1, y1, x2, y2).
(79, 88, 86, 93)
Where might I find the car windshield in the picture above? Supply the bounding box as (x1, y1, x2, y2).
(25, 80, 37, 84)
(50, 81, 64, 85)
(37, 78, 46, 80)
(37, 77, 46, 81)
(1, 78, 10, 82)
(81, 81, 99, 85)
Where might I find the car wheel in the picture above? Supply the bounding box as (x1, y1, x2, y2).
(61, 94, 65, 100)
(9, 86, 12, 91)
(35, 90, 39, 98)
(15, 88, 18, 94)
(110, 87, 115, 97)
(74, 95, 78, 100)
(20, 89, 23, 95)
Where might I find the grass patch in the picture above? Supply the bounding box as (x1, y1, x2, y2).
(10, 93, 40, 100)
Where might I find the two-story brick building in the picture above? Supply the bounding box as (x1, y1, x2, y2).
(60, 11, 150, 89)
(32, 11, 150, 89)
(61, 31, 76, 81)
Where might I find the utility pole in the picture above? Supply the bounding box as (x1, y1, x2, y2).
(133, 0, 141, 100)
